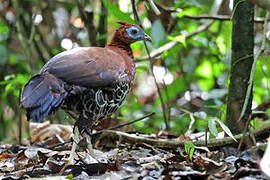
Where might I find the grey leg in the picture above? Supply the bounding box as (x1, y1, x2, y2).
(68, 126, 80, 164)
(82, 131, 95, 158)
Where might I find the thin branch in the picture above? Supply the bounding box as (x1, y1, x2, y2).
(75, 0, 97, 46)
(155, 2, 268, 23)
(108, 112, 155, 130)
(135, 20, 214, 61)
(131, 0, 169, 129)
(48, 112, 156, 149)
(184, 14, 268, 23)
(179, 108, 196, 136)
(33, 39, 46, 64)
(12, 0, 31, 59)
(36, 27, 54, 58)
(238, 115, 253, 150)
(146, 0, 161, 15)
(96, 123, 270, 150)
(162, 80, 171, 125)
(184, 14, 231, 21)
(187, 114, 195, 136)
(251, 98, 270, 119)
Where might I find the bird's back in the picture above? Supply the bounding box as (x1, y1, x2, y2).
(41, 47, 135, 88)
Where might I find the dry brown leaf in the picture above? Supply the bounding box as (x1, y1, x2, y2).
(30, 121, 72, 143)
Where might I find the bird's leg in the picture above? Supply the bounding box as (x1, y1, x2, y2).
(82, 130, 95, 158)
(68, 126, 80, 164)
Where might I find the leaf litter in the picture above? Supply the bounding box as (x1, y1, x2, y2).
(0, 121, 269, 179)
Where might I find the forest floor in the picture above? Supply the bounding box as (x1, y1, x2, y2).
(0, 121, 269, 180)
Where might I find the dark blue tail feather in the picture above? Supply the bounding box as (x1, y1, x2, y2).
(20, 73, 67, 122)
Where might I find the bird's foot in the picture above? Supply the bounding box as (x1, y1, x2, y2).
(66, 126, 81, 165)
(66, 126, 96, 165)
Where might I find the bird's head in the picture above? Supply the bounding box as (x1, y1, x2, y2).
(111, 21, 152, 45)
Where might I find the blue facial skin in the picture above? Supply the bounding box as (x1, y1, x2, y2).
(126, 26, 144, 40)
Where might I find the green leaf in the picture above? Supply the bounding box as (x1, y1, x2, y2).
(196, 61, 213, 78)
(177, 7, 199, 18)
(66, 174, 73, 180)
(208, 118, 218, 137)
(184, 141, 195, 160)
(198, 79, 214, 91)
(4, 74, 15, 81)
(168, 35, 186, 47)
(216, 119, 237, 142)
(103, 0, 135, 23)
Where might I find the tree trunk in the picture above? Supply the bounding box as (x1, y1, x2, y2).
(98, 0, 108, 47)
(225, 1, 254, 134)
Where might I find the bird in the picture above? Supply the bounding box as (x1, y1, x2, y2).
(20, 21, 152, 164)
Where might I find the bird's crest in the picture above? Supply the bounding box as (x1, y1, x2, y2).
(116, 21, 134, 27)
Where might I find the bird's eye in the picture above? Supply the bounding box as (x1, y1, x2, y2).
(131, 29, 137, 34)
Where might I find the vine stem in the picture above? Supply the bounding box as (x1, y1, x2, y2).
(238, 11, 269, 149)
(131, 0, 169, 129)
(239, 11, 269, 121)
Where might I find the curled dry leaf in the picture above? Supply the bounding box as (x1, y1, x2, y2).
(30, 121, 72, 143)
(0, 161, 15, 172)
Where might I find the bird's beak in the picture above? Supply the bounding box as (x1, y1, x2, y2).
(144, 33, 152, 42)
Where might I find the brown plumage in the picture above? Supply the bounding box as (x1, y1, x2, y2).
(20, 21, 151, 164)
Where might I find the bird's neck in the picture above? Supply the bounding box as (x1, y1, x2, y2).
(106, 36, 136, 83)
(106, 34, 134, 59)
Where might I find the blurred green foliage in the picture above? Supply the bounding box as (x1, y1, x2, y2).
(0, 0, 269, 142)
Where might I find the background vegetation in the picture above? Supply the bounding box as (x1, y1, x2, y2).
(0, 0, 269, 143)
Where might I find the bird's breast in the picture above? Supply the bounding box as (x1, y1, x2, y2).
(63, 81, 131, 127)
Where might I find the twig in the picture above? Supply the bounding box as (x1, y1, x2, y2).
(12, 0, 31, 61)
(91, 112, 155, 137)
(131, 0, 169, 129)
(239, 12, 269, 121)
(251, 98, 270, 119)
(108, 112, 155, 130)
(36, 27, 54, 58)
(162, 80, 171, 125)
(97, 123, 270, 150)
(184, 14, 232, 21)
(49, 113, 155, 150)
(135, 20, 214, 61)
(75, 0, 97, 46)
(187, 114, 195, 136)
(33, 39, 46, 64)
(146, 0, 161, 15)
(205, 126, 208, 146)
(184, 14, 268, 23)
(179, 108, 195, 136)
(238, 115, 253, 150)
(49, 141, 70, 150)
(155, 2, 268, 23)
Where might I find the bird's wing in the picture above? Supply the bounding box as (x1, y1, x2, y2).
(41, 47, 128, 88)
